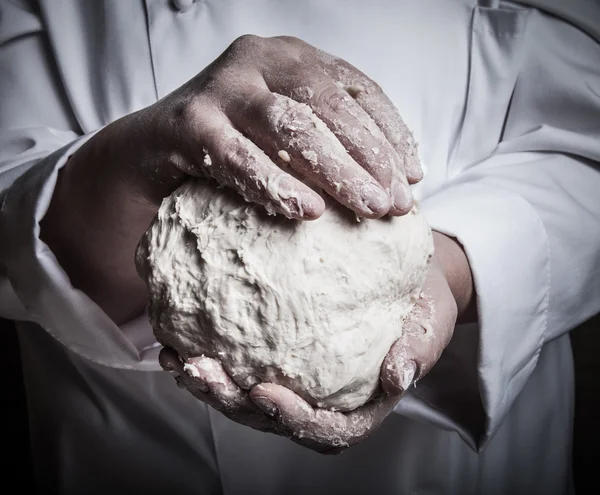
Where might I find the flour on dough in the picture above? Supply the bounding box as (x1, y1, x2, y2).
(136, 181, 433, 411)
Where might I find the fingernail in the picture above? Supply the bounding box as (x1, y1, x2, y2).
(406, 156, 424, 182)
(253, 396, 279, 417)
(361, 183, 389, 215)
(400, 361, 417, 391)
(393, 181, 413, 213)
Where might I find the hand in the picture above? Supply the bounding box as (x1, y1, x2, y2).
(42, 35, 423, 324)
(159, 254, 459, 455)
(107, 35, 422, 217)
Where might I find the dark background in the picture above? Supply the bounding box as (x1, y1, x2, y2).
(1, 314, 599, 492)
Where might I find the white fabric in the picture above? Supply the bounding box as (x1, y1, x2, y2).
(1, 0, 599, 493)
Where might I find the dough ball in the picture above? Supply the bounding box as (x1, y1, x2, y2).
(136, 180, 433, 411)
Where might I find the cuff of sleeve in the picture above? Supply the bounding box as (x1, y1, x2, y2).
(394, 181, 550, 451)
(0, 134, 161, 371)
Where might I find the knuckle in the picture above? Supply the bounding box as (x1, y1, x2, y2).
(221, 141, 247, 170)
(269, 97, 313, 134)
(273, 35, 314, 59)
(178, 96, 204, 124)
(339, 70, 381, 96)
(242, 90, 274, 118)
(350, 72, 382, 94)
(315, 84, 351, 113)
(230, 34, 264, 52)
(273, 35, 302, 45)
(368, 79, 384, 94)
(167, 95, 211, 139)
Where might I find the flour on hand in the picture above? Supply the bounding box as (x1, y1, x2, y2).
(136, 181, 433, 411)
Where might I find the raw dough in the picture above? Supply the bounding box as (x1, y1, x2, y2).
(136, 180, 433, 411)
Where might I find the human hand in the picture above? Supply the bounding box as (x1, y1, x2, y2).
(159, 255, 458, 455)
(41, 35, 424, 324)
(95, 35, 422, 218)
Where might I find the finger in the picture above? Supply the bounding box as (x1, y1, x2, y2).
(181, 356, 262, 414)
(231, 91, 392, 218)
(184, 111, 325, 219)
(263, 60, 413, 215)
(381, 268, 457, 395)
(250, 383, 398, 454)
(314, 51, 423, 184)
(159, 346, 183, 376)
(161, 348, 249, 409)
(159, 347, 209, 392)
(161, 349, 284, 433)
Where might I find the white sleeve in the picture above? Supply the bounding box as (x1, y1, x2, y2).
(0, 0, 159, 370)
(395, 8, 600, 450)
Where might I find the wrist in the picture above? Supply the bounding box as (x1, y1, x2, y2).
(85, 109, 188, 206)
(431, 230, 477, 323)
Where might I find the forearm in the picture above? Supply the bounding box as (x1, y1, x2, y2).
(432, 230, 476, 323)
(39, 125, 163, 325)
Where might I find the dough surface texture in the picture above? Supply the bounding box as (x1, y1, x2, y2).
(136, 180, 433, 411)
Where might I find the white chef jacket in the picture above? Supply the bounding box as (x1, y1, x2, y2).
(1, 0, 599, 493)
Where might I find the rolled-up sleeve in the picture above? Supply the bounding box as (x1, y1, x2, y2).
(418, 149, 600, 449)
(0, 0, 160, 370)
(397, 6, 600, 450)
